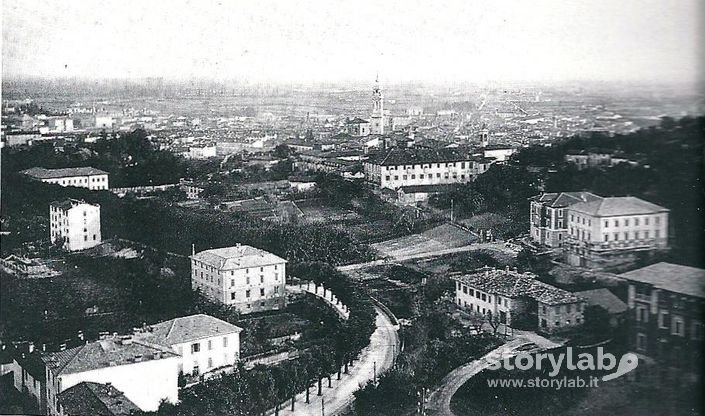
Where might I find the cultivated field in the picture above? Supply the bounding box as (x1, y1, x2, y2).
(372, 223, 477, 258)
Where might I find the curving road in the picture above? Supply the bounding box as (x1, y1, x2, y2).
(425, 338, 534, 416)
(272, 306, 399, 416)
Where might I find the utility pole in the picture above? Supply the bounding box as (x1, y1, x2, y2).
(321, 397, 325, 416)
(373, 361, 377, 385)
(450, 198, 454, 223)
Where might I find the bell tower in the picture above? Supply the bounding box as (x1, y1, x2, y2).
(370, 75, 384, 135)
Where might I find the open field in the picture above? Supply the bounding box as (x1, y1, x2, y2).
(372, 223, 477, 258)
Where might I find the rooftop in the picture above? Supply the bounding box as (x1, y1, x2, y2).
(50, 198, 99, 211)
(398, 184, 457, 194)
(569, 196, 669, 217)
(58, 382, 141, 416)
(619, 262, 705, 298)
(21, 166, 109, 179)
(41, 335, 178, 376)
(369, 148, 473, 166)
(574, 288, 627, 314)
(191, 244, 287, 270)
(135, 314, 242, 346)
(531, 192, 603, 208)
(453, 267, 582, 305)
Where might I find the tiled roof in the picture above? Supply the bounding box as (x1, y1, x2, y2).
(453, 268, 582, 305)
(50, 198, 99, 211)
(41, 335, 178, 376)
(58, 382, 141, 416)
(135, 314, 242, 346)
(619, 262, 705, 299)
(369, 148, 473, 166)
(21, 166, 109, 179)
(530, 192, 603, 208)
(574, 288, 627, 314)
(191, 245, 287, 270)
(569, 196, 668, 217)
(347, 117, 369, 124)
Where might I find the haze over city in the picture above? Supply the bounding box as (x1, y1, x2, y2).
(2, 0, 703, 84)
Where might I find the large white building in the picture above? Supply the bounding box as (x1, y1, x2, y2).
(564, 196, 670, 268)
(22, 167, 110, 190)
(134, 314, 243, 376)
(41, 334, 180, 415)
(50, 199, 102, 251)
(529, 192, 603, 248)
(191, 244, 288, 314)
(363, 148, 493, 190)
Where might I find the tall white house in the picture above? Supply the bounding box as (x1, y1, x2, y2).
(529, 192, 603, 248)
(564, 196, 670, 269)
(22, 167, 110, 190)
(50, 199, 102, 251)
(134, 314, 243, 376)
(41, 334, 180, 415)
(191, 244, 287, 314)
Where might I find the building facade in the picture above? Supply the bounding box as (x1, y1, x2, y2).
(22, 167, 110, 190)
(134, 314, 243, 376)
(564, 196, 669, 269)
(452, 267, 585, 333)
(346, 117, 371, 137)
(620, 262, 704, 369)
(363, 148, 492, 190)
(50, 199, 102, 251)
(191, 244, 287, 314)
(42, 335, 180, 415)
(529, 192, 602, 248)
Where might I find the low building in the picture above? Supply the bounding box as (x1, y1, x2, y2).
(564, 196, 669, 269)
(574, 288, 628, 328)
(22, 167, 109, 190)
(57, 382, 140, 416)
(452, 267, 585, 333)
(395, 184, 456, 206)
(345, 117, 371, 137)
(11, 349, 47, 413)
(50, 199, 102, 251)
(620, 262, 704, 368)
(134, 314, 242, 377)
(529, 192, 603, 248)
(42, 334, 180, 415)
(191, 244, 287, 314)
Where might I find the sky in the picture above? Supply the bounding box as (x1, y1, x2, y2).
(2, 0, 702, 84)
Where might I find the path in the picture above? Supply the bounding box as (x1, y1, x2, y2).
(271, 306, 399, 416)
(338, 242, 517, 272)
(425, 337, 537, 416)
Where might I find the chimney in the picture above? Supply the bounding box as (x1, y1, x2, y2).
(77, 330, 84, 341)
(59, 343, 66, 351)
(28, 342, 34, 354)
(192, 243, 195, 256)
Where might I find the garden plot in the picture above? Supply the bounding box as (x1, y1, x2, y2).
(372, 223, 477, 258)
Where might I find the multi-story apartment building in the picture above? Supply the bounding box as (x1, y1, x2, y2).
(191, 244, 287, 314)
(620, 262, 704, 369)
(42, 334, 180, 415)
(564, 196, 669, 269)
(452, 267, 585, 333)
(363, 148, 492, 190)
(22, 167, 110, 190)
(50, 199, 102, 251)
(134, 314, 242, 376)
(529, 192, 603, 248)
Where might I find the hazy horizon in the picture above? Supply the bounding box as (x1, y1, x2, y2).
(3, 0, 703, 85)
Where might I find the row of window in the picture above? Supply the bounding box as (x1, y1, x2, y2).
(193, 272, 280, 286)
(193, 262, 278, 275)
(46, 176, 107, 185)
(603, 216, 660, 228)
(188, 336, 231, 353)
(228, 286, 280, 300)
(457, 283, 510, 307)
(385, 172, 468, 181)
(384, 162, 471, 170)
(635, 306, 702, 339)
(602, 230, 661, 241)
(541, 303, 583, 315)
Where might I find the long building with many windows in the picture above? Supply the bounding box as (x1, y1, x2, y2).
(363, 148, 492, 190)
(452, 267, 585, 333)
(190, 244, 287, 314)
(22, 167, 109, 190)
(564, 196, 669, 269)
